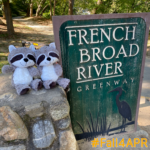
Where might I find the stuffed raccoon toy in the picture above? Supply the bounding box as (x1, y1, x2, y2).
(2, 45, 43, 95)
(35, 43, 70, 90)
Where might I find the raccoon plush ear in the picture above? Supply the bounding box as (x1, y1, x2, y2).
(9, 45, 16, 53)
(49, 42, 56, 49)
(29, 44, 36, 52)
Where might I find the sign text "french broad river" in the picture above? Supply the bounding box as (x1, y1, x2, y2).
(67, 25, 139, 83)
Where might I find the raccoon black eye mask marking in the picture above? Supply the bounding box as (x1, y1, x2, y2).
(49, 52, 59, 59)
(10, 54, 23, 63)
(27, 54, 36, 63)
(37, 55, 45, 65)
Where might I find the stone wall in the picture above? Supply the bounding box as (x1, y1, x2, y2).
(0, 74, 78, 150)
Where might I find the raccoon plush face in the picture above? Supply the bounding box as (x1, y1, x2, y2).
(8, 45, 36, 68)
(35, 43, 59, 66)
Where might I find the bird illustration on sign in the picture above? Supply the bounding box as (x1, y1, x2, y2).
(108, 87, 132, 131)
(75, 87, 134, 141)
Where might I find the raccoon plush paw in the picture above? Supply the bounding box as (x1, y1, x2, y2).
(2, 65, 15, 74)
(20, 88, 30, 95)
(30, 79, 43, 91)
(15, 84, 31, 95)
(65, 83, 70, 92)
(43, 80, 56, 89)
(50, 82, 57, 88)
(38, 81, 43, 90)
(57, 78, 70, 90)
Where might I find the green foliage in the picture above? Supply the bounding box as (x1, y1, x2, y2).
(42, 0, 69, 16)
(10, 0, 30, 17)
(1, 0, 149, 18)
(74, 0, 150, 14)
(42, 12, 50, 18)
(111, 0, 150, 13)
(0, 11, 2, 17)
(54, 0, 69, 15)
(0, 0, 3, 17)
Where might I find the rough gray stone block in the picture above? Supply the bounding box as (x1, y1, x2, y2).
(59, 128, 79, 150)
(25, 103, 44, 118)
(0, 106, 28, 141)
(56, 116, 71, 130)
(0, 145, 26, 150)
(50, 100, 70, 121)
(32, 120, 56, 148)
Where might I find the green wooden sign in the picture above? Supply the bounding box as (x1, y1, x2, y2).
(53, 13, 150, 140)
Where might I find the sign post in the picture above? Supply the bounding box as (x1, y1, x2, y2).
(53, 13, 150, 140)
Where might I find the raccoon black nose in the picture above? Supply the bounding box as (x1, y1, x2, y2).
(47, 57, 51, 61)
(24, 58, 28, 62)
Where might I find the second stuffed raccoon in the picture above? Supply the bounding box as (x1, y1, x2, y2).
(34, 43, 70, 90)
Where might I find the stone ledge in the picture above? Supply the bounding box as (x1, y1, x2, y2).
(0, 74, 66, 109)
(0, 74, 78, 150)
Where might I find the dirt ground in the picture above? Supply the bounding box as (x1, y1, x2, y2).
(0, 17, 54, 53)
(0, 17, 150, 52)
(26, 17, 53, 26)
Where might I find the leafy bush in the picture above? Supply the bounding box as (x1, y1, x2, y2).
(42, 12, 50, 19)
(10, 3, 21, 17)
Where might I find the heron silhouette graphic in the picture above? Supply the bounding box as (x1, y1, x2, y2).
(108, 87, 132, 132)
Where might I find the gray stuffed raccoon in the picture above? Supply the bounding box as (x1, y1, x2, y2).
(2, 45, 43, 95)
(35, 43, 70, 90)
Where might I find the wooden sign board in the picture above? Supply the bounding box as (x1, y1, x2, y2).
(53, 13, 150, 140)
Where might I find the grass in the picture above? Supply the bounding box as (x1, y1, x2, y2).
(0, 33, 8, 38)
(0, 53, 9, 56)
(0, 60, 9, 73)
(24, 26, 33, 30)
(76, 110, 111, 141)
(0, 53, 9, 73)
(13, 24, 34, 30)
(75, 110, 135, 141)
(13, 24, 20, 28)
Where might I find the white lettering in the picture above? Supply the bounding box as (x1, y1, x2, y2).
(113, 27, 124, 41)
(131, 78, 134, 82)
(103, 46, 115, 60)
(114, 62, 123, 74)
(86, 85, 89, 90)
(77, 67, 87, 80)
(77, 86, 82, 92)
(123, 79, 127, 84)
(92, 47, 101, 61)
(93, 64, 104, 76)
(116, 45, 127, 58)
(105, 63, 113, 76)
(93, 84, 96, 89)
(88, 66, 92, 78)
(129, 44, 139, 57)
(106, 82, 110, 87)
(100, 28, 112, 42)
(79, 49, 91, 63)
(90, 28, 99, 44)
(67, 30, 76, 46)
(114, 80, 120, 85)
(125, 26, 136, 40)
(100, 82, 103, 88)
(78, 29, 89, 45)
